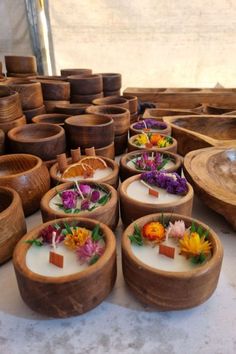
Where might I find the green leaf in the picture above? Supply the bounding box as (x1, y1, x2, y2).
(98, 193, 110, 206)
(73, 208, 81, 213)
(129, 224, 143, 246)
(64, 209, 73, 214)
(54, 223, 61, 230)
(25, 239, 43, 247)
(157, 158, 170, 171)
(92, 224, 103, 241)
(191, 253, 206, 264)
(197, 225, 204, 237)
(88, 205, 97, 211)
(89, 254, 100, 265)
(54, 203, 64, 209)
(190, 222, 196, 233)
(64, 222, 72, 234)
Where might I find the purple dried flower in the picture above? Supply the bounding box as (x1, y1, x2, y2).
(91, 190, 100, 203)
(133, 119, 167, 130)
(81, 199, 90, 210)
(40, 225, 64, 244)
(141, 171, 188, 195)
(79, 184, 91, 197)
(61, 190, 77, 209)
(76, 237, 105, 264)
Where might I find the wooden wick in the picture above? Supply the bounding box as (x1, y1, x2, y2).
(57, 153, 68, 173)
(75, 180, 84, 200)
(140, 179, 159, 198)
(85, 147, 96, 156)
(159, 244, 175, 259)
(71, 147, 81, 163)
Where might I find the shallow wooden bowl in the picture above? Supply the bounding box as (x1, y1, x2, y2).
(32, 113, 70, 126)
(184, 147, 236, 230)
(128, 134, 178, 154)
(0, 115, 26, 133)
(0, 129, 5, 154)
(143, 108, 200, 120)
(92, 96, 129, 109)
(104, 89, 120, 97)
(0, 186, 26, 263)
(120, 150, 182, 181)
(86, 105, 130, 135)
(68, 74, 103, 95)
(122, 213, 223, 310)
(8, 80, 43, 110)
(65, 114, 114, 149)
(0, 86, 23, 122)
(0, 154, 50, 215)
(5, 55, 37, 74)
(13, 217, 116, 317)
(70, 92, 103, 104)
(23, 105, 46, 122)
(36, 79, 70, 101)
(8, 123, 66, 160)
(114, 132, 128, 155)
(122, 94, 138, 113)
(129, 121, 172, 137)
(40, 181, 119, 230)
(101, 73, 121, 91)
(163, 115, 236, 156)
(55, 103, 89, 115)
(60, 68, 92, 76)
(50, 156, 119, 189)
(120, 174, 193, 226)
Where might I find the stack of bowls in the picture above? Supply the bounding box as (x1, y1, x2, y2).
(60, 68, 92, 77)
(68, 74, 103, 103)
(5, 55, 37, 78)
(55, 102, 89, 115)
(101, 73, 122, 96)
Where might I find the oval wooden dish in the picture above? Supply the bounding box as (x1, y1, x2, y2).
(13, 217, 117, 317)
(163, 115, 236, 156)
(143, 108, 200, 120)
(8, 123, 66, 160)
(122, 213, 223, 310)
(0, 186, 27, 263)
(120, 150, 182, 181)
(128, 133, 178, 153)
(40, 181, 119, 230)
(129, 119, 171, 136)
(184, 147, 236, 230)
(120, 173, 193, 226)
(32, 113, 70, 126)
(0, 154, 50, 215)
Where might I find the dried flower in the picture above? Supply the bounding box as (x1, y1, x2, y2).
(179, 232, 211, 258)
(81, 199, 91, 210)
(76, 238, 105, 264)
(40, 225, 64, 244)
(133, 119, 167, 130)
(79, 184, 91, 197)
(64, 227, 90, 250)
(91, 190, 100, 203)
(142, 221, 165, 243)
(166, 220, 186, 240)
(141, 171, 188, 195)
(61, 190, 77, 209)
(134, 134, 149, 146)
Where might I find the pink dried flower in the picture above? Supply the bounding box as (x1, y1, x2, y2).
(91, 190, 100, 203)
(79, 184, 91, 197)
(61, 190, 77, 209)
(166, 220, 186, 240)
(76, 238, 105, 264)
(40, 225, 64, 244)
(81, 199, 90, 210)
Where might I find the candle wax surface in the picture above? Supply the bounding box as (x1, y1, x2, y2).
(126, 180, 182, 204)
(126, 157, 175, 171)
(57, 167, 113, 181)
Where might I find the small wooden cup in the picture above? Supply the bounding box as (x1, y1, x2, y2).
(114, 132, 128, 156)
(0, 186, 27, 263)
(55, 103, 89, 115)
(128, 134, 178, 154)
(13, 217, 117, 317)
(32, 113, 70, 126)
(129, 121, 172, 137)
(35, 79, 70, 101)
(40, 181, 119, 230)
(7, 80, 43, 110)
(101, 73, 121, 91)
(92, 96, 129, 109)
(119, 174, 194, 226)
(68, 74, 103, 95)
(122, 213, 223, 310)
(0, 115, 26, 133)
(5, 55, 37, 74)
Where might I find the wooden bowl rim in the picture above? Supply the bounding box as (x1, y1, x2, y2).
(8, 123, 65, 143)
(8, 80, 41, 87)
(32, 114, 70, 124)
(65, 114, 113, 127)
(0, 89, 19, 101)
(0, 153, 43, 178)
(0, 186, 18, 218)
(68, 74, 102, 80)
(93, 96, 128, 105)
(101, 73, 121, 77)
(86, 105, 129, 115)
(32, 79, 69, 85)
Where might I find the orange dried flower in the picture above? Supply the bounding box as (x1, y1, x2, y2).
(149, 134, 161, 145)
(142, 221, 165, 243)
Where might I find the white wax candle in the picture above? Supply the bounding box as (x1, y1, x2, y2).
(126, 158, 175, 170)
(57, 167, 113, 181)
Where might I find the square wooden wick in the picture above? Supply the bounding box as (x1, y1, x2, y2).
(49, 251, 64, 268)
(159, 244, 175, 259)
(149, 188, 159, 197)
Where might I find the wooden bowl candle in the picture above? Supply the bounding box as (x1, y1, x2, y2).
(128, 133, 177, 153)
(120, 150, 182, 181)
(40, 181, 119, 230)
(55, 103, 89, 115)
(5, 55, 37, 73)
(7, 80, 43, 110)
(184, 147, 236, 230)
(8, 123, 66, 160)
(65, 114, 114, 149)
(120, 172, 193, 226)
(129, 119, 171, 136)
(32, 113, 70, 126)
(163, 115, 236, 156)
(92, 96, 129, 109)
(0, 186, 27, 263)
(122, 213, 223, 310)
(13, 217, 117, 317)
(0, 154, 50, 215)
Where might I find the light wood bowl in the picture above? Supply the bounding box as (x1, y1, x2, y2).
(8, 123, 66, 161)
(50, 156, 119, 189)
(0, 86, 23, 122)
(0, 154, 50, 215)
(0, 186, 26, 263)
(23, 105, 46, 123)
(44, 100, 70, 113)
(32, 113, 70, 126)
(92, 96, 129, 109)
(40, 181, 119, 230)
(120, 174, 193, 226)
(120, 150, 182, 181)
(163, 115, 236, 156)
(143, 108, 200, 120)
(60, 68, 92, 77)
(0, 129, 5, 154)
(184, 147, 236, 230)
(68, 74, 103, 95)
(129, 121, 172, 137)
(7, 80, 43, 110)
(5, 55, 37, 74)
(101, 73, 121, 91)
(13, 217, 117, 317)
(70, 92, 103, 104)
(114, 132, 128, 155)
(55, 103, 89, 115)
(128, 134, 178, 154)
(0, 115, 26, 133)
(122, 213, 223, 310)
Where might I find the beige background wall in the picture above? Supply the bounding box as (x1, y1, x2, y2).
(48, 0, 236, 89)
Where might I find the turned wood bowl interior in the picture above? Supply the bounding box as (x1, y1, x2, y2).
(0, 154, 40, 177)
(0, 188, 13, 212)
(32, 113, 70, 125)
(86, 105, 128, 116)
(92, 96, 129, 108)
(8, 123, 64, 142)
(65, 114, 112, 127)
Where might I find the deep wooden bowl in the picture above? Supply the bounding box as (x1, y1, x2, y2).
(5, 55, 37, 74)
(163, 115, 236, 156)
(122, 213, 223, 310)
(35, 79, 70, 101)
(8, 123, 66, 160)
(7, 80, 43, 110)
(129, 121, 172, 136)
(128, 134, 178, 154)
(55, 103, 89, 115)
(68, 74, 103, 95)
(122, 94, 138, 113)
(0, 86, 23, 122)
(50, 156, 119, 189)
(13, 217, 117, 317)
(101, 73, 121, 91)
(23, 105, 46, 122)
(44, 100, 70, 113)
(60, 68, 92, 76)
(0, 154, 50, 215)
(0, 129, 5, 154)
(0, 115, 26, 133)
(0, 186, 26, 263)
(104, 89, 120, 97)
(32, 113, 70, 126)
(120, 174, 193, 226)
(184, 147, 236, 230)
(40, 181, 119, 230)
(86, 105, 130, 135)
(120, 150, 182, 181)
(114, 132, 128, 155)
(92, 96, 129, 109)
(70, 92, 103, 103)
(65, 114, 114, 149)
(143, 108, 200, 120)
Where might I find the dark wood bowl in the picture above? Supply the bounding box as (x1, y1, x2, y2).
(122, 94, 138, 113)
(101, 73, 121, 91)
(55, 103, 89, 115)
(32, 75, 67, 81)
(70, 92, 103, 104)
(13, 217, 116, 317)
(92, 96, 129, 109)
(8, 80, 43, 110)
(60, 68, 92, 76)
(128, 134, 178, 154)
(68, 74, 103, 95)
(35, 79, 70, 101)
(5, 55, 37, 73)
(32, 113, 70, 126)
(23, 105, 46, 123)
(0, 154, 50, 215)
(0, 129, 5, 154)
(65, 114, 114, 149)
(104, 89, 120, 97)
(122, 213, 223, 310)
(40, 181, 119, 230)
(7, 72, 37, 78)
(8, 123, 66, 160)
(114, 132, 128, 155)
(0, 115, 26, 133)
(44, 100, 70, 113)
(0, 186, 26, 263)
(0, 86, 23, 122)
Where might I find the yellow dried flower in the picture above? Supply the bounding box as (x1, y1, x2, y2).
(135, 134, 148, 146)
(179, 232, 211, 258)
(64, 227, 90, 250)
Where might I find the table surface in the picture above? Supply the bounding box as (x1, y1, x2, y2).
(0, 195, 236, 354)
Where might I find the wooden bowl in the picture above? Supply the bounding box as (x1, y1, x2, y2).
(86, 105, 130, 135)
(204, 105, 236, 115)
(50, 156, 119, 189)
(120, 150, 182, 181)
(130, 112, 139, 124)
(65, 114, 114, 149)
(7, 72, 37, 78)
(114, 132, 128, 155)
(0, 129, 5, 154)
(128, 134, 178, 154)
(184, 147, 236, 230)
(101, 73, 121, 91)
(40, 181, 119, 230)
(13, 217, 116, 317)
(94, 141, 115, 160)
(104, 89, 120, 97)
(0, 154, 50, 215)
(32, 75, 67, 81)
(5, 55, 37, 74)
(35, 80, 70, 101)
(55, 103, 89, 115)
(0, 86, 23, 122)
(68, 74, 103, 95)
(129, 120, 172, 137)
(32, 113, 70, 126)
(122, 94, 138, 113)
(44, 100, 70, 113)
(0, 186, 26, 263)
(7, 80, 43, 110)
(0, 115, 26, 133)
(92, 96, 129, 109)
(23, 105, 46, 122)
(70, 92, 103, 103)
(143, 108, 200, 120)
(163, 115, 236, 156)
(120, 174, 193, 226)
(8, 123, 66, 161)
(122, 213, 223, 310)
(60, 68, 92, 76)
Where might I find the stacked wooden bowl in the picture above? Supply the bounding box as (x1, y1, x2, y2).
(60, 68, 92, 77)
(68, 74, 103, 103)
(55, 102, 89, 115)
(32, 113, 70, 126)
(123, 94, 139, 123)
(101, 73, 122, 97)
(5, 55, 37, 77)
